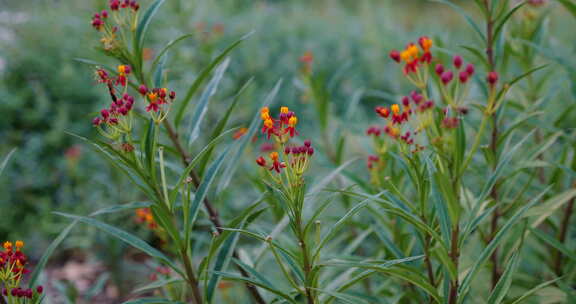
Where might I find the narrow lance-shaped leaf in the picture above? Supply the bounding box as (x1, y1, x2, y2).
(187, 58, 230, 146)
(217, 79, 283, 192)
(175, 31, 254, 127)
(458, 187, 550, 297)
(185, 146, 233, 241)
(197, 78, 254, 177)
(54, 212, 183, 277)
(0, 148, 16, 177)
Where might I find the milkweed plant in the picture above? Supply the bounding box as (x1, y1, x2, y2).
(4, 0, 575, 303)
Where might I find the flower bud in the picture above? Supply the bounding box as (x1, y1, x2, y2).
(169, 91, 176, 99)
(307, 147, 314, 155)
(101, 109, 110, 118)
(304, 140, 311, 147)
(284, 146, 291, 154)
(487, 71, 499, 86)
(389, 50, 401, 63)
(256, 157, 267, 167)
(435, 63, 444, 76)
(465, 63, 475, 76)
(453, 55, 463, 69)
(441, 70, 454, 85)
(138, 85, 148, 96)
(402, 96, 410, 106)
(459, 71, 469, 83)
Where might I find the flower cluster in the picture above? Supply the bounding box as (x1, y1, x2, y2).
(1, 241, 43, 303)
(434, 55, 476, 107)
(138, 85, 176, 123)
(256, 107, 314, 179)
(1, 241, 28, 279)
(260, 106, 299, 142)
(2, 286, 43, 300)
(92, 67, 135, 140)
(390, 36, 433, 83)
(91, 1, 140, 51)
(148, 266, 171, 281)
(135, 208, 158, 230)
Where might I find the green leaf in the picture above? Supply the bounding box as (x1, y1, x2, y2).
(187, 58, 230, 146)
(557, 0, 576, 18)
(136, 0, 166, 50)
(312, 199, 369, 261)
(493, 1, 527, 41)
(431, 0, 486, 43)
(133, 278, 183, 294)
(123, 299, 185, 304)
(153, 53, 167, 88)
(217, 79, 282, 192)
(197, 78, 254, 177)
(528, 188, 576, 228)
(185, 146, 233, 240)
(0, 148, 16, 177)
(507, 277, 564, 304)
(29, 222, 76, 287)
(168, 127, 237, 202)
(30, 201, 154, 286)
(312, 288, 370, 304)
(233, 258, 276, 289)
(471, 130, 534, 218)
(308, 158, 359, 195)
(460, 45, 489, 68)
(54, 212, 183, 277)
(530, 228, 576, 261)
(328, 262, 439, 302)
(90, 201, 151, 217)
(213, 272, 297, 304)
(150, 34, 194, 76)
(458, 187, 550, 297)
(487, 251, 521, 304)
(175, 32, 254, 127)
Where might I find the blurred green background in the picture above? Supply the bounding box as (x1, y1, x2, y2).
(0, 0, 574, 301)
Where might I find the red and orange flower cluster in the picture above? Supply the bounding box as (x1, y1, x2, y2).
(135, 208, 158, 230)
(138, 85, 176, 122)
(91, 1, 140, 51)
(256, 107, 314, 175)
(92, 66, 135, 140)
(1, 241, 44, 301)
(390, 36, 433, 75)
(92, 0, 140, 30)
(260, 106, 299, 141)
(372, 90, 435, 146)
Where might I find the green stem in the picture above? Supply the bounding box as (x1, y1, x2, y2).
(180, 249, 203, 304)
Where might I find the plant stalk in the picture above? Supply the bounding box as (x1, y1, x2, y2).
(554, 195, 575, 275)
(180, 249, 204, 304)
(448, 225, 460, 304)
(163, 120, 267, 304)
